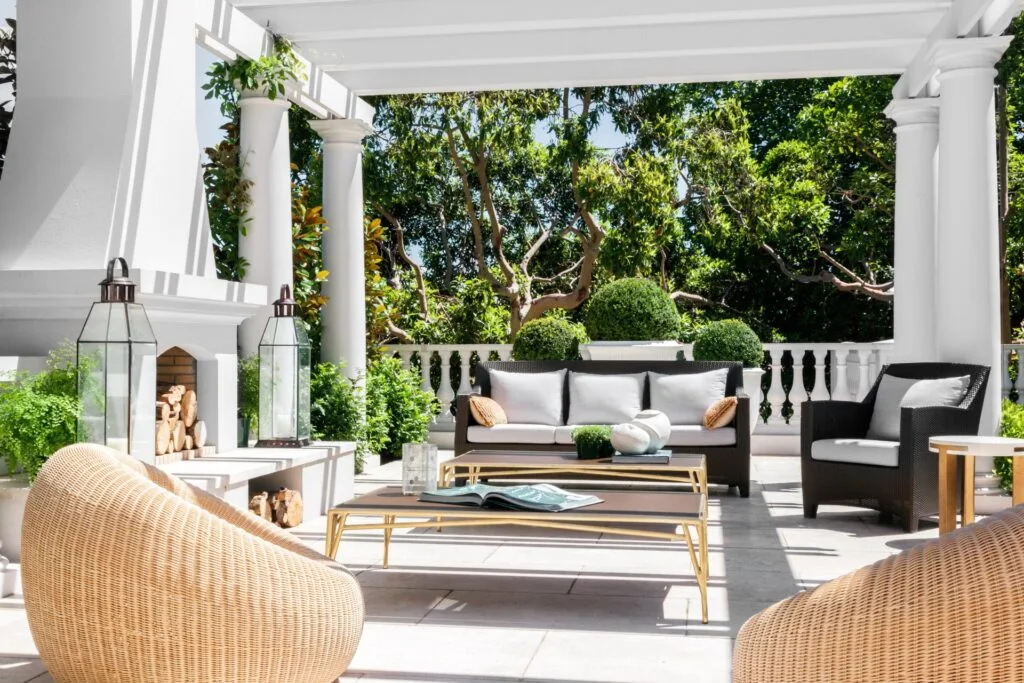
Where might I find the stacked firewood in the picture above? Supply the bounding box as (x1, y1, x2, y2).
(155, 385, 207, 455)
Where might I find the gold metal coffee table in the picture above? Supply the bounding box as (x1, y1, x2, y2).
(325, 486, 710, 623)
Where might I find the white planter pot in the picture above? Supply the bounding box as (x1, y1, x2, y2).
(581, 341, 686, 361)
(0, 476, 30, 563)
(742, 368, 765, 435)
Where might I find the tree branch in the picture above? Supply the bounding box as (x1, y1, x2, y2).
(378, 209, 430, 321)
(761, 242, 893, 302)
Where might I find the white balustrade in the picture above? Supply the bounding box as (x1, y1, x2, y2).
(383, 342, 1021, 431)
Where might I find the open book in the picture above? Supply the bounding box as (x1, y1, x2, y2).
(419, 483, 602, 512)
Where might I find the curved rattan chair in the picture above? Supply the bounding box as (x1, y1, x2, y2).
(21, 444, 364, 683)
(733, 504, 1024, 683)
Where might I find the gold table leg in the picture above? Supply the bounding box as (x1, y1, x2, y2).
(938, 447, 958, 535)
(383, 514, 394, 569)
(961, 454, 975, 528)
(1014, 458, 1024, 508)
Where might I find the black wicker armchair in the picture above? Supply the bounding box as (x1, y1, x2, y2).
(801, 362, 990, 532)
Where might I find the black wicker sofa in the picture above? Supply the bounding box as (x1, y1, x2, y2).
(454, 360, 753, 496)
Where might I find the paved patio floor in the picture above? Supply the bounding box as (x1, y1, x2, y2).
(0, 454, 943, 683)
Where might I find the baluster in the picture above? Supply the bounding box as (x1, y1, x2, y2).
(832, 348, 850, 401)
(789, 347, 808, 424)
(810, 349, 831, 401)
(419, 349, 433, 396)
(765, 347, 788, 425)
(1016, 350, 1024, 405)
(458, 348, 475, 395)
(396, 348, 415, 372)
(435, 349, 456, 424)
(854, 350, 871, 402)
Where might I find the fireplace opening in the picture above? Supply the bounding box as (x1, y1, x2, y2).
(154, 346, 210, 460)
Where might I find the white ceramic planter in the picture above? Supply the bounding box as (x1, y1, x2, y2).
(0, 476, 30, 562)
(581, 341, 687, 361)
(742, 368, 765, 434)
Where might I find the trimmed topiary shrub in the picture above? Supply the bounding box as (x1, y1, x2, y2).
(512, 318, 589, 361)
(571, 425, 614, 460)
(584, 278, 681, 341)
(692, 319, 764, 368)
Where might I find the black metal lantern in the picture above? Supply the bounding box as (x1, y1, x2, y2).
(256, 284, 311, 448)
(77, 257, 158, 461)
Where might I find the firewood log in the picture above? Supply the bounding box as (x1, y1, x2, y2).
(271, 488, 303, 528)
(160, 392, 181, 406)
(171, 421, 186, 451)
(249, 492, 273, 523)
(181, 389, 197, 428)
(191, 421, 207, 448)
(184, 435, 193, 451)
(155, 420, 171, 455)
(156, 401, 170, 421)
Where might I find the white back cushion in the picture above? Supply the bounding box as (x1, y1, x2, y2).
(567, 372, 645, 425)
(488, 369, 566, 426)
(649, 369, 729, 425)
(866, 375, 970, 441)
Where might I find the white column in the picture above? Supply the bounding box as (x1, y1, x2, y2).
(238, 91, 293, 357)
(935, 36, 1012, 435)
(310, 118, 374, 379)
(885, 97, 940, 363)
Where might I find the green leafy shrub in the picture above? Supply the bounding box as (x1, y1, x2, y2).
(238, 355, 260, 441)
(0, 343, 82, 481)
(512, 318, 589, 361)
(572, 425, 614, 460)
(584, 278, 680, 342)
(366, 358, 437, 458)
(994, 399, 1024, 493)
(692, 319, 764, 368)
(310, 362, 366, 471)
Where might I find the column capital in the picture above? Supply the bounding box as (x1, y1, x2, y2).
(931, 36, 1013, 75)
(885, 97, 939, 127)
(239, 90, 291, 110)
(310, 118, 375, 145)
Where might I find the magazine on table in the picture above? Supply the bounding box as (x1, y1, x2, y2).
(419, 483, 602, 512)
(612, 450, 672, 464)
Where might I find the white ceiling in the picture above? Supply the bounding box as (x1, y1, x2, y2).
(229, 0, 1018, 96)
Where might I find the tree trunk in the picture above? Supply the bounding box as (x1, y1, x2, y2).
(997, 84, 1011, 343)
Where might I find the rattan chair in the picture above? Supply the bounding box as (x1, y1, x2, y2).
(733, 504, 1024, 683)
(21, 444, 365, 683)
(801, 362, 989, 532)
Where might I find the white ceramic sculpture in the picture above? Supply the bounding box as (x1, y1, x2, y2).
(631, 409, 671, 453)
(610, 423, 650, 455)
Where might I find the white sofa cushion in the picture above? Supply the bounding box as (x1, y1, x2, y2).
(554, 425, 578, 445)
(650, 369, 729, 425)
(567, 372, 645, 425)
(488, 368, 566, 426)
(467, 424, 557, 445)
(665, 425, 737, 447)
(811, 438, 900, 468)
(866, 374, 970, 440)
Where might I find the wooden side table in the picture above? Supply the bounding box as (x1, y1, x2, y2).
(929, 435, 1024, 535)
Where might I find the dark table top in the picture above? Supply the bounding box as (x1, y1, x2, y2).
(452, 450, 705, 469)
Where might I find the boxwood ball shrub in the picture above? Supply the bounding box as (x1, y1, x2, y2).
(512, 317, 589, 361)
(585, 278, 681, 342)
(692, 319, 764, 368)
(571, 425, 614, 460)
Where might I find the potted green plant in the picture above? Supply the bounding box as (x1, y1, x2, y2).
(690, 319, 765, 434)
(238, 355, 259, 447)
(512, 317, 589, 361)
(582, 278, 683, 360)
(571, 425, 615, 460)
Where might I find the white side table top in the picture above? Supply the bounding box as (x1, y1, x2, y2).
(929, 435, 1024, 457)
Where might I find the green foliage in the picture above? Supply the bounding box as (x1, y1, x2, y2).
(512, 317, 588, 361)
(0, 18, 14, 181)
(310, 362, 366, 471)
(365, 358, 436, 458)
(692, 319, 764, 368)
(994, 399, 1024, 493)
(238, 355, 260, 433)
(585, 278, 680, 341)
(0, 342, 81, 482)
(292, 183, 329, 358)
(571, 425, 614, 460)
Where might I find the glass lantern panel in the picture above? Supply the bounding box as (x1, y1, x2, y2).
(297, 342, 311, 441)
(259, 343, 299, 441)
(130, 342, 157, 463)
(125, 303, 157, 343)
(77, 342, 107, 444)
(103, 342, 131, 454)
(78, 303, 112, 342)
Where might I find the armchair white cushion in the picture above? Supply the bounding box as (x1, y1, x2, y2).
(812, 438, 900, 468)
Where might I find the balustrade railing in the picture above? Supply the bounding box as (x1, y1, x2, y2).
(383, 342, 1023, 432)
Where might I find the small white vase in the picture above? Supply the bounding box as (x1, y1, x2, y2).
(611, 423, 651, 455)
(631, 410, 671, 453)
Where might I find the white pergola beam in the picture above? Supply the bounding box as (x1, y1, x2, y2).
(194, 0, 374, 123)
(894, 0, 1018, 98)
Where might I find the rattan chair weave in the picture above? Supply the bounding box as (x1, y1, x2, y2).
(21, 444, 364, 683)
(733, 504, 1024, 683)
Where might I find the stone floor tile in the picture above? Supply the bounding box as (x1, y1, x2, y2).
(361, 587, 450, 622)
(358, 567, 576, 594)
(0, 658, 46, 683)
(525, 630, 734, 683)
(684, 597, 777, 637)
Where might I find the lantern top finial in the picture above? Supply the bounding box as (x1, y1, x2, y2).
(99, 257, 136, 303)
(273, 284, 296, 317)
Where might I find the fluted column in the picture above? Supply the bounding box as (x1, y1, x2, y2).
(935, 36, 1012, 435)
(310, 118, 374, 379)
(238, 91, 293, 356)
(885, 97, 939, 363)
